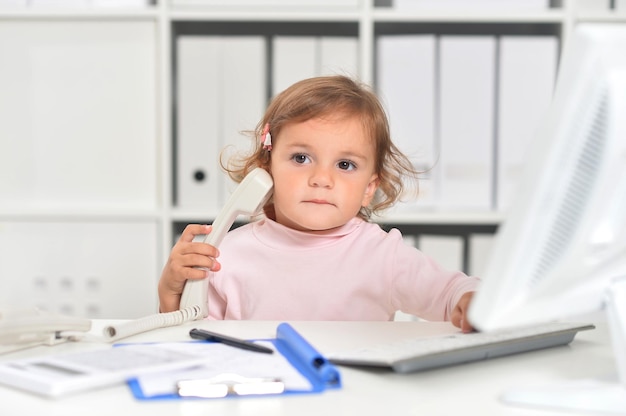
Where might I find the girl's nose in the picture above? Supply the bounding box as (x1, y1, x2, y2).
(309, 166, 333, 188)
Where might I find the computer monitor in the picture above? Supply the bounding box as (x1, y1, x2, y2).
(468, 23, 626, 414)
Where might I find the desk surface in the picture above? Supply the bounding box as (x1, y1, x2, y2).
(0, 317, 615, 416)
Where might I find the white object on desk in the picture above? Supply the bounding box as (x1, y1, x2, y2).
(0, 342, 209, 397)
(0, 308, 91, 354)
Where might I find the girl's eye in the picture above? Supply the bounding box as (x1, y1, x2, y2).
(292, 154, 311, 164)
(338, 160, 356, 171)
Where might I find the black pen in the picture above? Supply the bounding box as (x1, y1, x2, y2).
(189, 328, 274, 354)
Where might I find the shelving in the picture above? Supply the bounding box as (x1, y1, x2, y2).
(0, 16, 160, 318)
(0, 0, 624, 317)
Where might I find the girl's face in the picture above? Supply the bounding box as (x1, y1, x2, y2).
(269, 115, 379, 232)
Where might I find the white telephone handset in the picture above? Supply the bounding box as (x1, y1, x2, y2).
(103, 168, 273, 342)
(0, 308, 92, 354)
(179, 168, 274, 317)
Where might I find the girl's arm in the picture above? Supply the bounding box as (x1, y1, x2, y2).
(157, 224, 221, 312)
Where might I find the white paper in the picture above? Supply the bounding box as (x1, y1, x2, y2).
(134, 341, 312, 397)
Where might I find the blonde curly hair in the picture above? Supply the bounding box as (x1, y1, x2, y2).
(222, 75, 419, 220)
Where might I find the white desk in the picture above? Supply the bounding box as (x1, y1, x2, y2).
(0, 318, 615, 416)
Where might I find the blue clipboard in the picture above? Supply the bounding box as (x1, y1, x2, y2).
(127, 323, 341, 399)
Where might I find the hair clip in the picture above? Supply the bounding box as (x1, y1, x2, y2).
(261, 123, 272, 151)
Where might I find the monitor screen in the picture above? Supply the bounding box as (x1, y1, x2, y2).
(468, 23, 626, 332)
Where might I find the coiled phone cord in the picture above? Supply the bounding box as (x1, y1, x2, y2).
(102, 305, 203, 343)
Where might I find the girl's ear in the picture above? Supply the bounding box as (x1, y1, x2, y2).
(361, 174, 379, 207)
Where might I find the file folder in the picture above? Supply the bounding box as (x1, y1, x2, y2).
(497, 36, 557, 211)
(319, 36, 359, 78)
(438, 35, 496, 211)
(417, 234, 464, 273)
(176, 36, 266, 211)
(272, 36, 358, 95)
(468, 233, 495, 277)
(219, 36, 267, 198)
(272, 36, 318, 95)
(377, 34, 438, 211)
(176, 36, 221, 212)
(393, 0, 549, 10)
(127, 323, 341, 399)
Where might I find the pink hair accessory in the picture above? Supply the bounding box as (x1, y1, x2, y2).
(261, 123, 272, 151)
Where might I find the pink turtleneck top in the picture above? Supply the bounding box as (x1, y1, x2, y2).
(207, 217, 479, 321)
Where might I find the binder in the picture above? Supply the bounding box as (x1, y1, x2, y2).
(393, 0, 549, 10)
(272, 36, 317, 95)
(319, 36, 359, 78)
(417, 234, 464, 272)
(496, 36, 557, 211)
(219, 36, 267, 198)
(127, 323, 342, 399)
(438, 35, 496, 211)
(272, 36, 358, 96)
(176, 36, 221, 212)
(171, 0, 359, 6)
(468, 233, 495, 277)
(176, 36, 266, 211)
(92, 0, 149, 6)
(377, 34, 438, 211)
(29, 0, 89, 5)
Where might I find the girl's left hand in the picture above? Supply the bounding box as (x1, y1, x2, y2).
(451, 291, 475, 333)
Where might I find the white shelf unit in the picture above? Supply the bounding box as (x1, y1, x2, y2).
(0, 0, 624, 318)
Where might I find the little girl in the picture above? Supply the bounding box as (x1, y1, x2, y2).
(159, 75, 478, 331)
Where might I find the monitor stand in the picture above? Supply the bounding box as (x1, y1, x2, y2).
(500, 276, 626, 415)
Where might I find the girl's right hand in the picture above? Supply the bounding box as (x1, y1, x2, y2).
(157, 224, 221, 312)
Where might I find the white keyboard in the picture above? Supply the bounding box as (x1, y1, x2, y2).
(328, 321, 594, 373)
